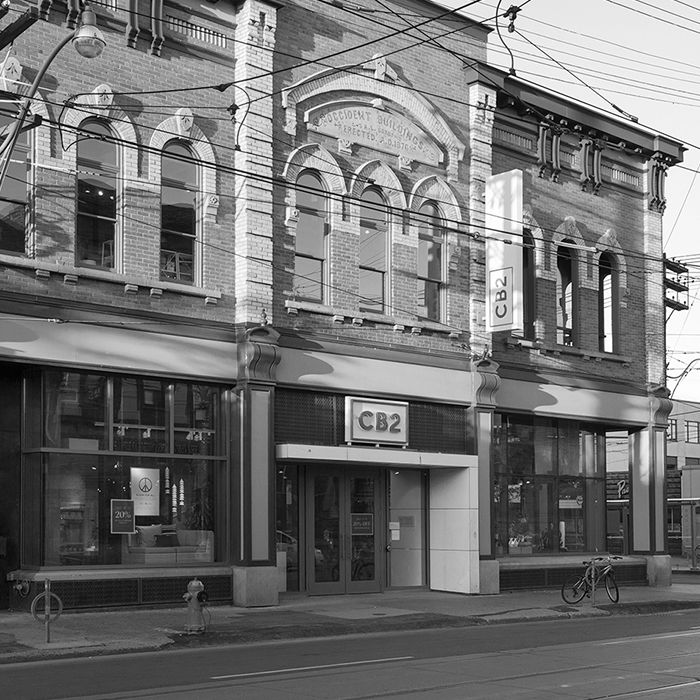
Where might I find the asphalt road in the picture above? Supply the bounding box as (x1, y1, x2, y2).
(4, 610, 700, 699)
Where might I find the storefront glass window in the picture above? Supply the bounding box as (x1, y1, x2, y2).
(113, 377, 167, 452)
(43, 372, 108, 450)
(173, 383, 220, 456)
(44, 455, 221, 566)
(33, 370, 227, 568)
(275, 465, 299, 592)
(493, 414, 605, 556)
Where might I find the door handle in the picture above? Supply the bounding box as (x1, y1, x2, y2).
(386, 545, 391, 551)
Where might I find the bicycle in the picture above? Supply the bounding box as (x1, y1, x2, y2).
(561, 555, 623, 604)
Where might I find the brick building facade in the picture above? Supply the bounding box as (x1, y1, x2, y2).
(0, 0, 684, 609)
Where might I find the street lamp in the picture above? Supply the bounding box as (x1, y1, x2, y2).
(0, 5, 106, 188)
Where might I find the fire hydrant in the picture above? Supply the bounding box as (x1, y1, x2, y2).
(183, 577, 207, 635)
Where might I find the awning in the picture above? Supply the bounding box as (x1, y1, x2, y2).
(0, 314, 235, 382)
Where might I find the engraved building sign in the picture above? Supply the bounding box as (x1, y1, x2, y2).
(305, 101, 441, 166)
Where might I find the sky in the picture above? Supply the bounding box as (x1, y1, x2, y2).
(447, 0, 700, 400)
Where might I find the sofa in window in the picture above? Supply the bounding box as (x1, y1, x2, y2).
(121, 525, 214, 566)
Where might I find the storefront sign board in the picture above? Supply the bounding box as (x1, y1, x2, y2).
(305, 101, 441, 166)
(351, 513, 374, 535)
(130, 467, 160, 516)
(110, 499, 135, 534)
(485, 169, 523, 332)
(345, 397, 408, 445)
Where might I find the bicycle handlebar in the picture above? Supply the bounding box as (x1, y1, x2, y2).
(583, 555, 623, 564)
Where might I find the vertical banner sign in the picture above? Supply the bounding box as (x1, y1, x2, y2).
(110, 499, 135, 534)
(130, 467, 160, 516)
(485, 170, 523, 333)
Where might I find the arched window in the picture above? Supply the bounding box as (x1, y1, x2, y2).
(294, 171, 327, 302)
(556, 245, 576, 346)
(359, 188, 388, 313)
(0, 103, 31, 254)
(417, 201, 444, 322)
(599, 252, 619, 352)
(522, 229, 536, 340)
(76, 120, 117, 268)
(161, 141, 197, 283)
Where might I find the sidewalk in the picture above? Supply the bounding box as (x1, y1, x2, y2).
(2, 572, 700, 664)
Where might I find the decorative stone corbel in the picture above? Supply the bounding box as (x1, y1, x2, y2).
(649, 153, 669, 213)
(0, 53, 22, 94)
(237, 326, 281, 384)
(648, 383, 672, 427)
(175, 108, 194, 137)
(537, 121, 562, 182)
(579, 134, 603, 193)
(472, 357, 501, 407)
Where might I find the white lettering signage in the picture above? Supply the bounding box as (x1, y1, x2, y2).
(345, 397, 408, 445)
(130, 467, 160, 516)
(485, 169, 524, 333)
(305, 102, 441, 166)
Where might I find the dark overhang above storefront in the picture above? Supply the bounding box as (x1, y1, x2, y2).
(464, 62, 686, 164)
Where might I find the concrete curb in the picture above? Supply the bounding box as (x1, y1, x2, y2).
(3, 598, 700, 664)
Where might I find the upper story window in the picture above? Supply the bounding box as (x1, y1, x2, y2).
(360, 187, 388, 313)
(556, 244, 577, 346)
(76, 120, 117, 268)
(0, 105, 31, 254)
(522, 229, 536, 340)
(686, 421, 700, 444)
(294, 171, 327, 303)
(161, 141, 197, 284)
(667, 419, 677, 442)
(599, 252, 619, 353)
(417, 201, 444, 322)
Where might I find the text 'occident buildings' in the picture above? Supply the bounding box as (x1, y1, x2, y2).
(0, 0, 685, 609)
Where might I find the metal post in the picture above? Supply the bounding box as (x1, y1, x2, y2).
(692, 505, 697, 571)
(44, 579, 51, 644)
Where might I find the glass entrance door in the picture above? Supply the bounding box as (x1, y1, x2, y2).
(306, 468, 383, 594)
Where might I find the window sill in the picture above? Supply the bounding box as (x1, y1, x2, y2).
(0, 254, 221, 302)
(506, 335, 632, 365)
(285, 300, 462, 338)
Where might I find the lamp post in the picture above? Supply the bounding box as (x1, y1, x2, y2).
(0, 5, 106, 189)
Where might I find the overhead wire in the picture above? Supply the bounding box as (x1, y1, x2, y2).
(3, 101, 681, 286)
(0, 3, 694, 343)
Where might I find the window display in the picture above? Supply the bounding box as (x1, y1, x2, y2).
(35, 370, 227, 567)
(493, 414, 605, 556)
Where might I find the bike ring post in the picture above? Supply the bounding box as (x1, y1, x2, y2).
(590, 561, 596, 607)
(31, 579, 63, 644)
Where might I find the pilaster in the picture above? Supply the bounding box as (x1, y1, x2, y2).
(234, 0, 278, 325)
(234, 325, 280, 606)
(472, 357, 500, 590)
(466, 78, 495, 352)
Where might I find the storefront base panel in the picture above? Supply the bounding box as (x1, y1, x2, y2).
(498, 557, 649, 591)
(233, 566, 279, 607)
(7, 568, 233, 611)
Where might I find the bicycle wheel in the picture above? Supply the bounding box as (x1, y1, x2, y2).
(561, 575, 587, 603)
(604, 573, 619, 603)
